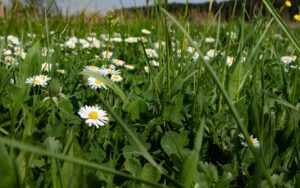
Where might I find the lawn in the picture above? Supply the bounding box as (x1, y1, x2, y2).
(0, 0, 300, 187)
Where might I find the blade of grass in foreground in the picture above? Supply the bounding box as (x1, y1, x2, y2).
(160, 8, 275, 188)
(262, 0, 300, 54)
(0, 137, 167, 188)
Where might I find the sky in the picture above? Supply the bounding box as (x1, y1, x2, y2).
(2, 0, 228, 14)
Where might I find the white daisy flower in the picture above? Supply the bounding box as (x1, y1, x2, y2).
(7, 35, 20, 46)
(78, 105, 109, 128)
(239, 134, 260, 148)
(84, 66, 101, 73)
(124, 37, 139, 43)
(124, 64, 135, 70)
(25, 75, 51, 87)
(150, 60, 159, 67)
(144, 66, 149, 73)
(111, 37, 122, 42)
(281, 55, 297, 64)
(112, 59, 125, 66)
(110, 74, 123, 82)
(141, 29, 151, 35)
(205, 37, 215, 44)
(87, 77, 107, 89)
(42, 62, 52, 72)
(226, 56, 234, 67)
(102, 51, 113, 60)
(99, 67, 120, 75)
(145, 48, 158, 58)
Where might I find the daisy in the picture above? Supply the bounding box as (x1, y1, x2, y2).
(239, 134, 260, 148)
(145, 48, 158, 58)
(226, 56, 234, 67)
(205, 37, 215, 44)
(150, 60, 159, 67)
(78, 105, 109, 128)
(42, 62, 52, 72)
(102, 51, 113, 59)
(84, 66, 101, 73)
(141, 29, 151, 35)
(124, 37, 139, 43)
(87, 77, 107, 89)
(112, 59, 125, 66)
(110, 74, 123, 82)
(124, 64, 135, 70)
(25, 75, 51, 87)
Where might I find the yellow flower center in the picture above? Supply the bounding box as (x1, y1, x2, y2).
(285, 1, 291, 7)
(88, 111, 98, 120)
(249, 137, 255, 145)
(95, 79, 102, 85)
(91, 66, 97, 71)
(34, 79, 41, 84)
(112, 75, 119, 80)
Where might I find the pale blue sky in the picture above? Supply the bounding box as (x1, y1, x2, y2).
(3, 0, 228, 14)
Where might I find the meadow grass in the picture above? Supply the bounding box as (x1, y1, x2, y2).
(0, 0, 300, 187)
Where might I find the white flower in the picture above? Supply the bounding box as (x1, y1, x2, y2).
(7, 35, 20, 46)
(65, 37, 78, 48)
(110, 74, 123, 82)
(57, 69, 65, 74)
(124, 37, 139, 43)
(99, 67, 120, 76)
(112, 59, 125, 66)
(78, 105, 109, 128)
(205, 37, 215, 43)
(239, 134, 260, 148)
(42, 62, 52, 72)
(84, 66, 101, 73)
(25, 75, 51, 87)
(145, 48, 158, 58)
(87, 77, 107, 89)
(124, 64, 135, 70)
(111, 37, 122, 42)
(102, 51, 113, 60)
(79, 39, 90, 48)
(226, 56, 234, 67)
(3, 49, 12, 56)
(281, 56, 297, 64)
(141, 29, 151, 35)
(150, 60, 159, 67)
(144, 66, 149, 73)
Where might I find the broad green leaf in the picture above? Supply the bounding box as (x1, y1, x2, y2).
(124, 158, 142, 177)
(161, 131, 188, 158)
(141, 163, 161, 188)
(127, 99, 148, 121)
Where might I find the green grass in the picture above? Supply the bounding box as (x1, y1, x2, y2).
(0, 1, 300, 187)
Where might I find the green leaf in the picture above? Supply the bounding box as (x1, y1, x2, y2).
(163, 104, 183, 125)
(124, 158, 142, 177)
(141, 163, 161, 188)
(127, 99, 148, 121)
(161, 131, 188, 158)
(43, 137, 62, 153)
